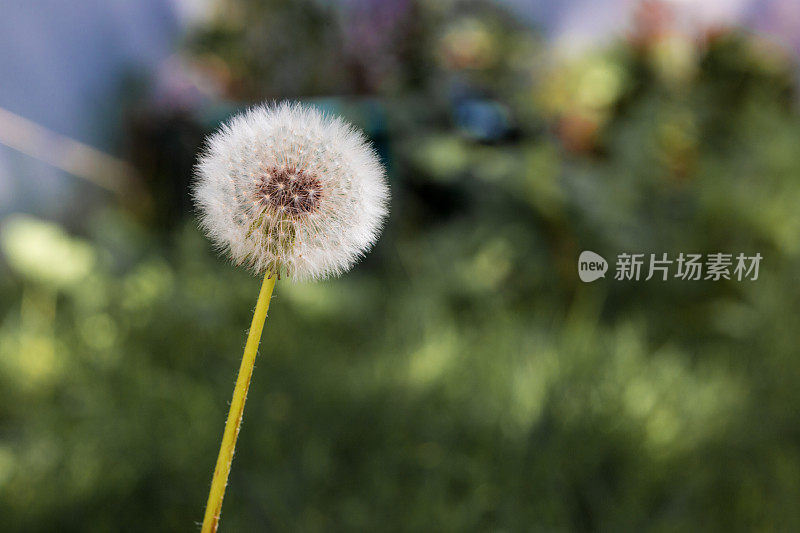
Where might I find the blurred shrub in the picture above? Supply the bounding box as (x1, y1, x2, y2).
(3, 1, 800, 531)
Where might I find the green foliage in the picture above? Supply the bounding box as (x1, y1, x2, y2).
(4, 3, 800, 531)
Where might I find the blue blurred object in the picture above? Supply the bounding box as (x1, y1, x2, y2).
(453, 97, 511, 142)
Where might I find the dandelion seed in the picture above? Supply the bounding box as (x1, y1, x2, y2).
(194, 101, 389, 281)
(193, 101, 389, 533)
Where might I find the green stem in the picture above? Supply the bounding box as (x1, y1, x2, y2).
(201, 274, 277, 533)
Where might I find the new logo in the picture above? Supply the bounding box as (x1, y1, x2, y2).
(578, 250, 608, 282)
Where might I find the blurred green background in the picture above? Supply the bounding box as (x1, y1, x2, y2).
(3, 0, 800, 530)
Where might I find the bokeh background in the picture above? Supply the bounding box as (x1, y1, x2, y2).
(3, 0, 800, 530)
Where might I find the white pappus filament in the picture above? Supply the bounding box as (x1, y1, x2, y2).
(193, 102, 389, 281)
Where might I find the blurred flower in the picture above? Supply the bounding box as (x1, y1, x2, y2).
(628, 1, 700, 85)
(574, 58, 626, 109)
(650, 32, 698, 85)
(0, 215, 95, 289)
(557, 113, 600, 153)
(629, 0, 676, 47)
(539, 54, 627, 152)
(194, 102, 389, 281)
(439, 18, 496, 71)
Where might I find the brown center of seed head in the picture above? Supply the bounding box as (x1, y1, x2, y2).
(257, 166, 322, 216)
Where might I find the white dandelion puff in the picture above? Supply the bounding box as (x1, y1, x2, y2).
(193, 102, 389, 281)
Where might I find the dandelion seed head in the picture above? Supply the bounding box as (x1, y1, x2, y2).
(193, 102, 389, 281)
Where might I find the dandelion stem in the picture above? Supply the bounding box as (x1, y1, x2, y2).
(201, 274, 277, 533)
